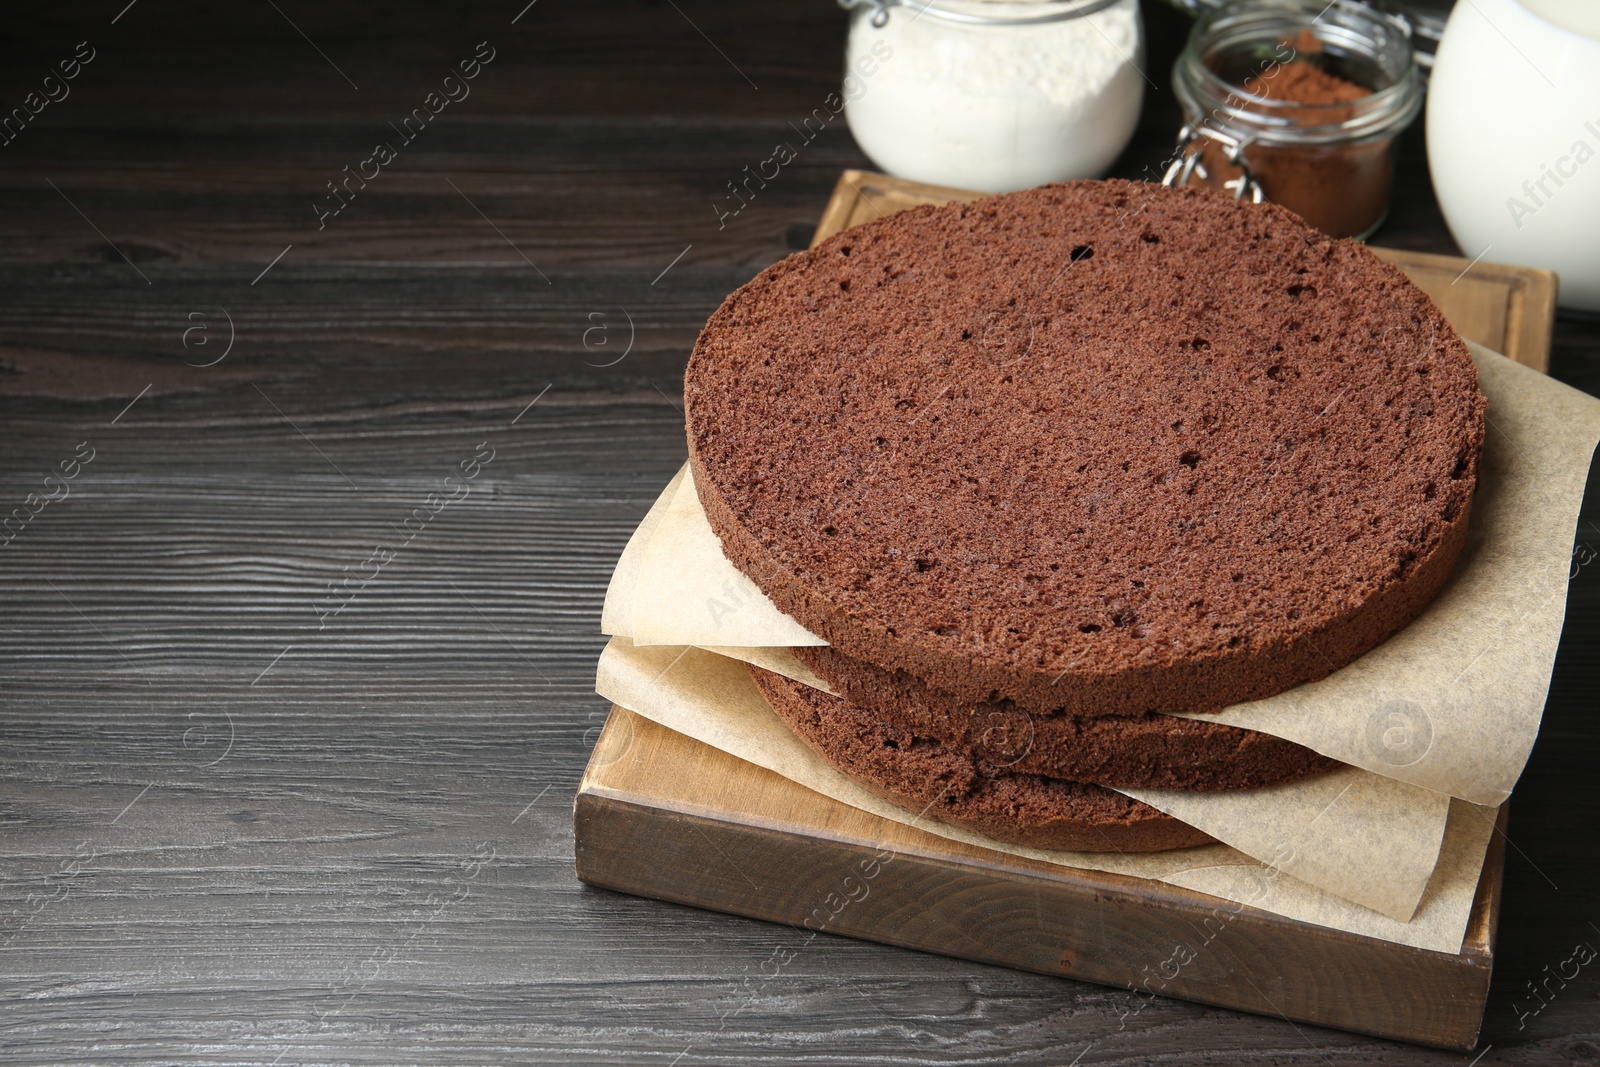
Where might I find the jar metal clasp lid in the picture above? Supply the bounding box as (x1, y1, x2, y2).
(1162, 123, 1265, 204)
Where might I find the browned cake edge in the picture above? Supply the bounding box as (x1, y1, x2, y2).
(791, 645, 1340, 791)
(747, 664, 1214, 854)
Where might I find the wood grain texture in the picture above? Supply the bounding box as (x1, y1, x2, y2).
(2, 0, 1598, 1064)
(577, 709, 1502, 1051)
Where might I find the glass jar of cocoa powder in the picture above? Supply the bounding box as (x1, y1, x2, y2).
(1166, 0, 1423, 239)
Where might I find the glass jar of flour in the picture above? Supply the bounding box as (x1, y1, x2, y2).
(839, 0, 1145, 193)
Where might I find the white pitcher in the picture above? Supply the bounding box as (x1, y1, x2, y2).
(1427, 0, 1600, 312)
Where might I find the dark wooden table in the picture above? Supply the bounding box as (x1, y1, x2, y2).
(2, 1, 1596, 1063)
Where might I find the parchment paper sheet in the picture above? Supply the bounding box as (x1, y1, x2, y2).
(597, 637, 1499, 953)
(605, 344, 1600, 807)
(686, 641, 1448, 920)
(625, 462, 824, 648)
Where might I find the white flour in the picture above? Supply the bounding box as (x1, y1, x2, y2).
(844, 0, 1144, 192)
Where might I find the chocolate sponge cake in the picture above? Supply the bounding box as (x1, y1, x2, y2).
(685, 180, 1486, 720)
(792, 644, 1336, 791)
(747, 663, 1212, 853)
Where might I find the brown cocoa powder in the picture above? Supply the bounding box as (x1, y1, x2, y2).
(1251, 60, 1372, 105)
(1196, 60, 1396, 238)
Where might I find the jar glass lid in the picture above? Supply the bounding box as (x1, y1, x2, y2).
(1160, 0, 1451, 69)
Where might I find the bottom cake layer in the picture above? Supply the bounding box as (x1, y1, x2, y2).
(746, 664, 1212, 853)
(793, 644, 1337, 791)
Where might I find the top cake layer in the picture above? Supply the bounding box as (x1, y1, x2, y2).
(684, 180, 1486, 718)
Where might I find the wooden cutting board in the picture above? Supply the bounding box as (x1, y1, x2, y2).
(812, 169, 1558, 372)
(577, 709, 1506, 1051)
(575, 169, 1554, 1053)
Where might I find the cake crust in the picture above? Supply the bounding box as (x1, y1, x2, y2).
(747, 663, 1212, 853)
(685, 180, 1486, 718)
